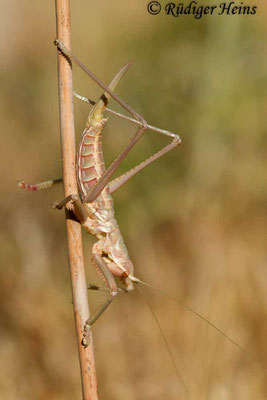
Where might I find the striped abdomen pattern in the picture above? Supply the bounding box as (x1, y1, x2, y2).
(76, 124, 106, 202)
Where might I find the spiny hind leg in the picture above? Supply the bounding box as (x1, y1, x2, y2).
(108, 136, 181, 193)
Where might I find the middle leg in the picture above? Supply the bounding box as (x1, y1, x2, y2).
(52, 193, 88, 224)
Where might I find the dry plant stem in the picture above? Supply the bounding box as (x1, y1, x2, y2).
(55, 1, 98, 399)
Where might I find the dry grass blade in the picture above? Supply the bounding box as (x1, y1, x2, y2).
(55, 0, 98, 398)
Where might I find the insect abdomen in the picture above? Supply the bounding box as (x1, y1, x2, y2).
(77, 126, 106, 201)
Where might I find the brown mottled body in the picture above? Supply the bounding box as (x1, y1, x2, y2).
(77, 118, 134, 291)
(19, 42, 251, 379)
(19, 43, 181, 337)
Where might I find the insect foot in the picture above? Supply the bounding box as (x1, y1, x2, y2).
(51, 194, 79, 210)
(82, 322, 91, 347)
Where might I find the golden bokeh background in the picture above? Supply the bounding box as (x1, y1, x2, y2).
(1, 1, 267, 399)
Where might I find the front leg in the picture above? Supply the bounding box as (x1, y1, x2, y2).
(82, 243, 119, 347)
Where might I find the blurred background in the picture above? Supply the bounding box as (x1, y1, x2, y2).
(1, 1, 267, 399)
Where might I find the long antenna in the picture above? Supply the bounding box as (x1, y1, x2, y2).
(132, 277, 258, 365)
(136, 284, 189, 399)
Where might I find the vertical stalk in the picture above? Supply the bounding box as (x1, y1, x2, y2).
(55, 1, 98, 399)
